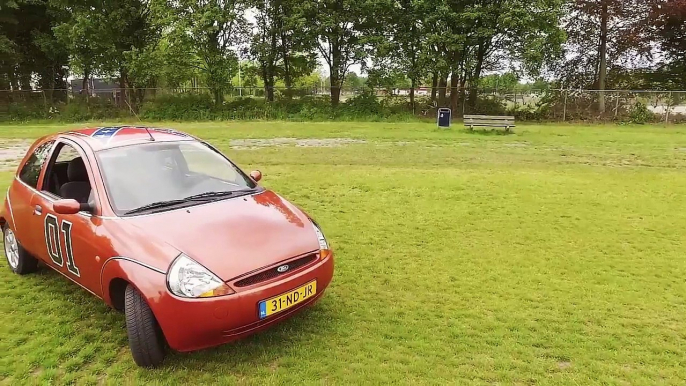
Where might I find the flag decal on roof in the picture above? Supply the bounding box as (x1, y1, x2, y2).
(91, 127, 122, 140)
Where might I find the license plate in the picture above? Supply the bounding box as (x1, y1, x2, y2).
(259, 280, 317, 319)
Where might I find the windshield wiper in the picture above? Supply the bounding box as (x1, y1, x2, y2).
(184, 189, 254, 201)
(125, 190, 256, 214)
(124, 199, 190, 215)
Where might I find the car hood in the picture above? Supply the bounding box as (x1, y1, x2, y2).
(123, 190, 319, 280)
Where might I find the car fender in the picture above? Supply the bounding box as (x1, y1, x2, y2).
(1, 193, 15, 230)
(100, 257, 167, 310)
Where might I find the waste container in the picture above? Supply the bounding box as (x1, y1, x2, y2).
(437, 108, 451, 128)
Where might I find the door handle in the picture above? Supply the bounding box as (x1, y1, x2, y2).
(33, 205, 42, 215)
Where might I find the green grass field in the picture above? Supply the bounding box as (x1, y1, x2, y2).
(1, 121, 686, 385)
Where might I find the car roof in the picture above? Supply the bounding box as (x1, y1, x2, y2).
(58, 126, 196, 151)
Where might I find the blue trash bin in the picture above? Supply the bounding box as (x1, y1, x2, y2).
(437, 108, 451, 128)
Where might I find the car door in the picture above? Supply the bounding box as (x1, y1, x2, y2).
(28, 140, 106, 297)
(9, 139, 56, 256)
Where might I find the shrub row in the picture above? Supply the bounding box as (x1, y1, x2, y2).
(2, 92, 683, 124)
(0, 93, 419, 123)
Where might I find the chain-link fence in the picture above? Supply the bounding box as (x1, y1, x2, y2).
(1, 86, 685, 123)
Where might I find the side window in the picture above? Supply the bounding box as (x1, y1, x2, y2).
(19, 140, 55, 188)
(43, 143, 93, 204)
(55, 145, 80, 163)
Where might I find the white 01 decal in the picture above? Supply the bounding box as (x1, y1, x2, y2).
(44, 214, 80, 276)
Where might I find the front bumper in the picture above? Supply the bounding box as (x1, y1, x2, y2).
(149, 253, 334, 352)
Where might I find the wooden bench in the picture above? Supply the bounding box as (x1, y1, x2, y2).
(464, 115, 516, 132)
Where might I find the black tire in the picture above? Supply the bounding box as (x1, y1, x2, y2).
(2, 224, 38, 275)
(124, 284, 166, 367)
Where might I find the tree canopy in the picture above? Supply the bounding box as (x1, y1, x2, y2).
(1, 0, 684, 109)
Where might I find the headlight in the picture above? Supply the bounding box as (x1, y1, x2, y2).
(167, 254, 234, 298)
(312, 222, 332, 259)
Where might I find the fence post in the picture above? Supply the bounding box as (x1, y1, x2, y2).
(666, 92, 672, 123)
(614, 93, 620, 120)
(562, 90, 568, 121)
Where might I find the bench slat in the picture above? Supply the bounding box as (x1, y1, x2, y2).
(465, 122, 516, 126)
(464, 115, 515, 120)
(466, 123, 516, 127)
(464, 119, 515, 123)
(463, 114, 516, 131)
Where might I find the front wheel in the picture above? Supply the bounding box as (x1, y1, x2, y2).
(3, 224, 38, 274)
(124, 284, 167, 367)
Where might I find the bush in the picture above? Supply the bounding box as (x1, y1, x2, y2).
(341, 91, 382, 116)
(4, 102, 47, 121)
(472, 96, 507, 115)
(626, 102, 656, 125)
(1, 92, 420, 123)
(140, 93, 215, 120)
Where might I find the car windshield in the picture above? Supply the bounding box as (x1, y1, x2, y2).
(96, 141, 257, 215)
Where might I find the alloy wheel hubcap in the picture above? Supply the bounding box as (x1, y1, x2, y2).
(4, 229, 19, 269)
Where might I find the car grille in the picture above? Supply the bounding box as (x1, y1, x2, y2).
(233, 253, 318, 287)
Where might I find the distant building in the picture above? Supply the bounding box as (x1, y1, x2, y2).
(392, 88, 430, 96)
(70, 78, 119, 98)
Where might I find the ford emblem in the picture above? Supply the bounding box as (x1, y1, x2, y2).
(277, 264, 289, 273)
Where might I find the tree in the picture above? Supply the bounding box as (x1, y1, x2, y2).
(1, 0, 69, 93)
(342, 71, 365, 90)
(560, 0, 653, 113)
(250, 0, 280, 101)
(0, 0, 19, 89)
(649, 0, 686, 88)
(162, 0, 249, 106)
(53, 0, 160, 104)
(294, 0, 367, 106)
(108, 0, 161, 103)
(480, 73, 519, 92)
(425, 0, 564, 114)
(367, 0, 429, 112)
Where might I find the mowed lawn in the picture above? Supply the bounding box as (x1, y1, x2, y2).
(1, 121, 686, 385)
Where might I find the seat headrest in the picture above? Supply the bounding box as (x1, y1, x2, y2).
(67, 157, 88, 182)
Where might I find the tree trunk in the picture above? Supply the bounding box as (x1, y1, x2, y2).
(82, 67, 90, 101)
(468, 44, 487, 111)
(449, 74, 460, 114)
(459, 78, 467, 115)
(262, 64, 275, 102)
(19, 73, 31, 90)
(0, 73, 10, 90)
(330, 73, 341, 107)
(9, 70, 18, 90)
(410, 78, 416, 114)
(266, 75, 275, 102)
(598, 2, 609, 114)
(281, 33, 293, 99)
(329, 44, 342, 107)
(437, 74, 447, 107)
(430, 72, 438, 103)
(268, 29, 278, 102)
(119, 69, 127, 108)
(214, 89, 223, 107)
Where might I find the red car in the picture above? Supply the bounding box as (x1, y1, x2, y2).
(1, 126, 334, 367)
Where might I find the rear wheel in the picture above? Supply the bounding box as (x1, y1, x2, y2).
(3, 225, 38, 274)
(124, 284, 166, 367)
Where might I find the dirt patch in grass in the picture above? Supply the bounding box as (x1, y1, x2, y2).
(231, 138, 366, 150)
(0, 140, 31, 172)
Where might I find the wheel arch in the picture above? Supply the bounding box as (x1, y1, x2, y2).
(100, 257, 167, 310)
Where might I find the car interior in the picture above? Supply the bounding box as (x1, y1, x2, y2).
(43, 144, 93, 205)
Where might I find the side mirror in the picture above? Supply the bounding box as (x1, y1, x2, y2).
(53, 199, 92, 215)
(250, 170, 262, 182)
(53, 199, 81, 215)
